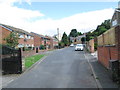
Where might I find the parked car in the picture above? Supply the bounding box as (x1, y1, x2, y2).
(70, 44, 74, 47)
(75, 44, 84, 51)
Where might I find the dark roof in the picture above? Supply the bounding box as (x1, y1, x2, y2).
(31, 32, 46, 38)
(0, 23, 33, 36)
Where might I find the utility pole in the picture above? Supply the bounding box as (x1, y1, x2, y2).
(57, 28, 60, 49)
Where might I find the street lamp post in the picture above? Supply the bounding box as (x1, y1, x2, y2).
(57, 28, 60, 49)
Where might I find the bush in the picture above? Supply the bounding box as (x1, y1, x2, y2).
(40, 45, 45, 50)
(22, 47, 33, 51)
(94, 42, 98, 51)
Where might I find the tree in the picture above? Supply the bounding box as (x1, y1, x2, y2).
(86, 19, 111, 41)
(4, 32, 19, 48)
(81, 37, 86, 44)
(77, 32, 82, 36)
(69, 29, 78, 37)
(61, 32, 69, 46)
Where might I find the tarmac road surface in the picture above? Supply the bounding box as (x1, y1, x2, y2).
(4, 47, 98, 88)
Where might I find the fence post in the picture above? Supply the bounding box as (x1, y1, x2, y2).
(36, 47, 38, 53)
(19, 48, 25, 72)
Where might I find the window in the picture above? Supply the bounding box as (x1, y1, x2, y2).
(32, 44, 34, 47)
(19, 34, 24, 38)
(31, 37, 34, 39)
(25, 35, 31, 39)
(27, 36, 31, 39)
(18, 44, 24, 47)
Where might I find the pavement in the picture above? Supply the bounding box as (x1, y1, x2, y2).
(1, 47, 119, 89)
(86, 52, 119, 88)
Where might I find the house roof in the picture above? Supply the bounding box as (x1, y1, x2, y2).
(45, 35, 53, 40)
(0, 23, 33, 36)
(31, 32, 46, 39)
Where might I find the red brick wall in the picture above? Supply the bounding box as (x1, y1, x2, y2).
(87, 39, 94, 53)
(21, 48, 41, 58)
(98, 46, 118, 69)
(19, 36, 34, 47)
(115, 26, 120, 76)
(1, 26, 34, 47)
(31, 33, 41, 47)
(0, 26, 11, 45)
(50, 38, 53, 49)
(22, 49, 36, 58)
(98, 25, 120, 69)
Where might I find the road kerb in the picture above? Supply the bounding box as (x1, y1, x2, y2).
(84, 52, 103, 90)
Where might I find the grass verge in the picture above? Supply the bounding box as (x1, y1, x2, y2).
(25, 54, 45, 69)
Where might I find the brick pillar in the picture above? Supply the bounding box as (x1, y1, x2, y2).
(91, 39, 94, 53)
(19, 48, 25, 72)
(115, 25, 120, 80)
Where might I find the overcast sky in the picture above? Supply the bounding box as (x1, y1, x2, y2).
(0, 0, 119, 36)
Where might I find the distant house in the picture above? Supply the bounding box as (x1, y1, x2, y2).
(45, 36, 54, 49)
(53, 34, 62, 42)
(52, 36, 58, 48)
(0, 24, 34, 48)
(70, 34, 86, 44)
(31, 32, 53, 49)
(31, 32, 43, 47)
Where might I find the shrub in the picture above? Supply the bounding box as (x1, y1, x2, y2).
(40, 45, 45, 50)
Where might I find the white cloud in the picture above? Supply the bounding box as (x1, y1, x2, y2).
(0, 0, 115, 36)
(28, 8, 114, 36)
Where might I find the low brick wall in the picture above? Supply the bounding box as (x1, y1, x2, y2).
(20, 48, 41, 71)
(22, 50, 36, 58)
(21, 47, 42, 58)
(98, 46, 118, 69)
(86, 39, 95, 53)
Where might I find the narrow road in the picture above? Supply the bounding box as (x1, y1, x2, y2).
(4, 47, 98, 88)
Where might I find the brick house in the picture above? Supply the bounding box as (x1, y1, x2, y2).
(52, 36, 58, 49)
(45, 36, 54, 49)
(70, 34, 86, 44)
(111, 6, 120, 27)
(31, 32, 42, 47)
(31, 32, 53, 49)
(0, 24, 34, 48)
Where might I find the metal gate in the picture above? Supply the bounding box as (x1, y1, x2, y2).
(1, 45, 22, 74)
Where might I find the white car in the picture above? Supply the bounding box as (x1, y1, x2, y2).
(75, 44, 84, 51)
(70, 44, 74, 47)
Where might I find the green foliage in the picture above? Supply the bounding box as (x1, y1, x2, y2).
(86, 19, 111, 41)
(77, 32, 82, 36)
(40, 45, 45, 50)
(4, 32, 19, 48)
(25, 54, 45, 69)
(81, 37, 86, 43)
(68, 29, 82, 43)
(0, 44, 2, 48)
(61, 32, 69, 46)
(59, 42, 64, 47)
(94, 42, 98, 50)
(96, 26, 107, 36)
(69, 29, 78, 37)
(23, 47, 33, 51)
